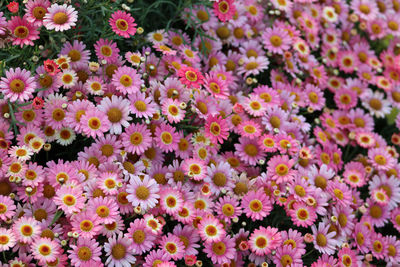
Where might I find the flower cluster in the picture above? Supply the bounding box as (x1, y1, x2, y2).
(0, 0, 400, 266)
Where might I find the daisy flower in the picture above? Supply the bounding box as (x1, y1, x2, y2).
(249, 226, 282, 256)
(242, 94, 267, 117)
(154, 123, 179, 153)
(60, 69, 77, 88)
(273, 245, 303, 267)
(31, 237, 60, 264)
(242, 189, 272, 221)
(369, 174, 400, 210)
(198, 215, 226, 243)
(24, 0, 51, 27)
(56, 127, 76, 146)
(129, 91, 157, 119)
(213, 0, 236, 22)
(68, 237, 102, 267)
(109, 10, 137, 38)
(215, 195, 242, 224)
(13, 216, 41, 244)
(204, 72, 229, 99)
(234, 137, 266, 166)
(122, 125, 151, 156)
(289, 202, 317, 228)
(0, 195, 16, 221)
(126, 219, 156, 254)
(204, 115, 229, 144)
(97, 172, 121, 196)
(160, 233, 186, 260)
(237, 56, 270, 77)
(126, 175, 159, 211)
(0, 67, 36, 102)
(94, 38, 120, 62)
(326, 180, 353, 208)
(204, 161, 234, 195)
(203, 235, 236, 265)
(162, 98, 185, 123)
(267, 155, 297, 184)
(173, 224, 200, 256)
(0, 228, 16, 252)
(43, 3, 77, 31)
(368, 147, 396, 172)
(71, 211, 102, 239)
(7, 16, 39, 47)
(238, 119, 262, 139)
(85, 77, 105, 95)
(182, 158, 207, 181)
(54, 186, 85, 215)
(143, 249, 171, 267)
(80, 108, 110, 139)
(60, 40, 90, 69)
(311, 221, 339, 255)
(177, 66, 204, 89)
(159, 187, 184, 216)
(104, 233, 136, 267)
(262, 27, 292, 54)
(89, 197, 119, 224)
(98, 95, 131, 135)
(112, 66, 142, 95)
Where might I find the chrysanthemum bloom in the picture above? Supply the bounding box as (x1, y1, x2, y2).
(177, 66, 204, 89)
(112, 66, 142, 95)
(154, 123, 179, 153)
(109, 10, 137, 38)
(31, 237, 61, 263)
(129, 91, 157, 119)
(89, 197, 119, 224)
(120, 123, 152, 155)
(104, 233, 136, 267)
(337, 247, 362, 267)
(203, 235, 236, 265)
(43, 3, 77, 31)
(0, 228, 16, 252)
(68, 237, 102, 267)
(204, 115, 229, 144)
(0, 67, 36, 102)
(242, 189, 272, 221)
(213, 0, 236, 22)
(160, 233, 186, 260)
(7, 16, 39, 47)
(97, 95, 131, 135)
(368, 147, 396, 172)
(126, 175, 159, 211)
(71, 211, 102, 239)
(0, 195, 16, 221)
(234, 137, 266, 166)
(127, 218, 156, 254)
(13, 216, 41, 244)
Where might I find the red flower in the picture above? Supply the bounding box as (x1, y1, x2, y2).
(32, 97, 44, 109)
(43, 59, 60, 76)
(7, 1, 19, 13)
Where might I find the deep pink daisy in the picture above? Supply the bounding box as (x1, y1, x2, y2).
(204, 115, 229, 144)
(7, 16, 39, 47)
(94, 38, 120, 62)
(154, 123, 179, 153)
(249, 226, 282, 256)
(80, 108, 110, 139)
(242, 188, 272, 221)
(198, 215, 226, 243)
(112, 66, 142, 95)
(68, 237, 102, 267)
(262, 26, 292, 55)
(109, 10, 137, 38)
(24, 0, 51, 27)
(177, 66, 204, 89)
(213, 0, 236, 22)
(126, 218, 157, 254)
(0, 67, 36, 102)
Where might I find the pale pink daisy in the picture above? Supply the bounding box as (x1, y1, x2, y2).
(0, 67, 36, 102)
(203, 235, 236, 265)
(182, 158, 207, 181)
(88, 196, 119, 224)
(162, 98, 185, 123)
(71, 211, 102, 239)
(204, 161, 234, 195)
(159, 187, 184, 215)
(311, 221, 339, 255)
(43, 3, 77, 31)
(262, 26, 292, 54)
(94, 38, 120, 62)
(129, 91, 157, 119)
(242, 189, 272, 221)
(234, 137, 266, 166)
(267, 155, 297, 184)
(126, 175, 159, 211)
(24, 0, 51, 27)
(54, 186, 85, 215)
(13, 216, 41, 244)
(126, 218, 156, 254)
(159, 233, 185, 261)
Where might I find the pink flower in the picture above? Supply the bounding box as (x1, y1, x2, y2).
(68, 237, 103, 267)
(213, 0, 236, 22)
(198, 215, 225, 243)
(0, 195, 16, 221)
(177, 66, 204, 89)
(242, 189, 272, 221)
(121, 123, 152, 155)
(154, 123, 179, 153)
(249, 226, 282, 256)
(109, 10, 137, 38)
(204, 115, 229, 144)
(43, 3, 78, 32)
(0, 67, 36, 102)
